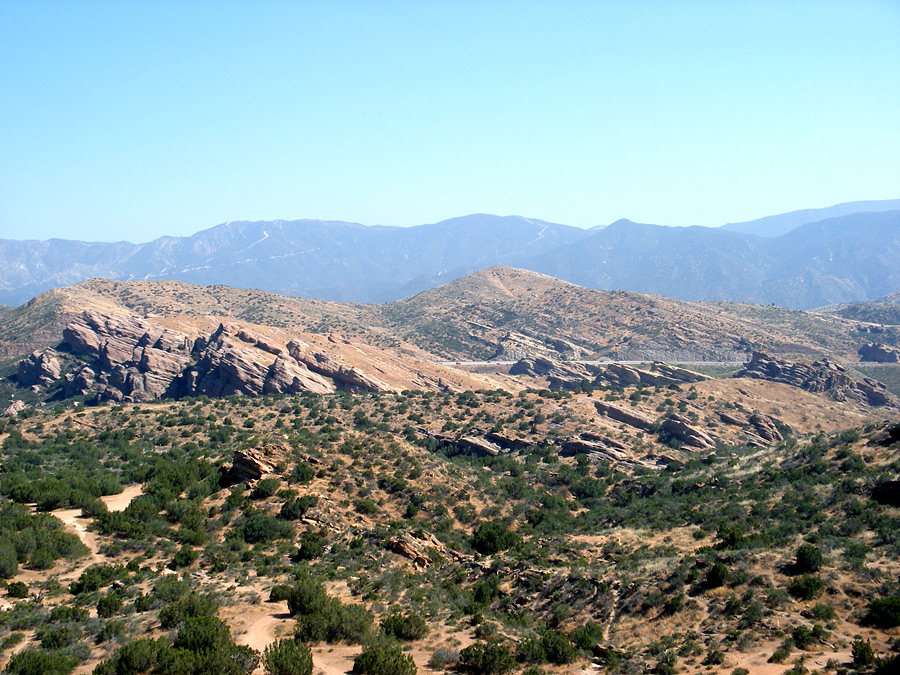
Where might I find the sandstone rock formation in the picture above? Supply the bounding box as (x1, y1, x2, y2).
(594, 362, 710, 388)
(388, 531, 446, 568)
(2, 400, 26, 417)
(661, 414, 716, 449)
(594, 400, 654, 430)
(736, 351, 898, 409)
(858, 343, 900, 363)
(748, 413, 782, 443)
(18, 309, 435, 403)
(223, 445, 282, 484)
(17, 350, 61, 388)
(510, 356, 710, 391)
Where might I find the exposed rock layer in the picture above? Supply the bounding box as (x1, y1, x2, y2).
(736, 351, 898, 409)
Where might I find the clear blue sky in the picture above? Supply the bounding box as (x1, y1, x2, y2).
(2, 1, 898, 242)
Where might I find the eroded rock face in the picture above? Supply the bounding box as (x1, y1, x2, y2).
(224, 445, 282, 484)
(509, 357, 593, 389)
(594, 362, 711, 388)
(510, 357, 711, 391)
(748, 413, 782, 443)
(17, 350, 61, 387)
(2, 400, 26, 417)
(286, 340, 392, 393)
(661, 414, 716, 449)
(594, 400, 654, 430)
(859, 343, 900, 363)
(736, 351, 899, 408)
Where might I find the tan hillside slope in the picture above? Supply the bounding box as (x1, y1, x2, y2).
(2, 267, 896, 366)
(376, 266, 893, 361)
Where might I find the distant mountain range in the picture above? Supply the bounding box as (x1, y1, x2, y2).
(1, 199, 898, 309)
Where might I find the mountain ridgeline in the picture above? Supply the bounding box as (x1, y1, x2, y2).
(1, 200, 898, 309)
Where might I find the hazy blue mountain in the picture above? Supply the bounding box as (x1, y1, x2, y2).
(1, 206, 897, 309)
(523, 210, 900, 309)
(722, 198, 900, 237)
(0, 215, 589, 305)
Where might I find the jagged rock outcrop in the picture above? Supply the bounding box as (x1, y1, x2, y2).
(748, 413, 782, 443)
(509, 357, 594, 389)
(661, 414, 716, 449)
(388, 531, 445, 568)
(60, 311, 194, 401)
(456, 435, 502, 457)
(17, 350, 61, 388)
(484, 432, 531, 451)
(559, 436, 630, 462)
(594, 400, 654, 430)
(858, 343, 900, 363)
(594, 362, 711, 388)
(736, 351, 899, 408)
(286, 340, 393, 393)
(223, 445, 282, 484)
(718, 410, 748, 427)
(511, 357, 711, 391)
(20, 311, 407, 402)
(2, 400, 26, 417)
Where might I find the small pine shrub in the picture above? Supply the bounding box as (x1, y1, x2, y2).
(263, 638, 313, 675)
(353, 647, 417, 675)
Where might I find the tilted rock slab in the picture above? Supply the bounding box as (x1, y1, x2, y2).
(736, 351, 899, 409)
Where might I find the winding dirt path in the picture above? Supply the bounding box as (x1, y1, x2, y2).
(50, 484, 144, 578)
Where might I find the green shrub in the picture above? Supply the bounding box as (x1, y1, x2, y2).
(39, 623, 81, 650)
(381, 611, 428, 640)
(704, 562, 729, 589)
(471, 521, 519, 555)
(5, 648, 78, 675)
(262, 638, 313, 675)
(173, 615, 233, 653)
(268, 584, 294, 603)
(94, 638, 162, 675)
(459, 642, 516, 675)
(768, 646, 791, 663)
(794, 544, 824, 573)
(569, 622, 604, 651)
(97, 591, 125, 618)
(852, 638, 875, 667)
(540, 631, 576, 665)
(293, 597, 373, 644)
(353, 646, 417, 675)
(240, 511, 293, 544)
(158, 592, 219, 629)
(809, 603, 835, 621)
(294, 532, 325, 561)
(252, 478, 281, 499)
(7, 581, 28, 598)
(172, 546, 198, 568)
(866, 596, 900, 628)
(96, 619, 127, 643)
(787, 575, 825, 601)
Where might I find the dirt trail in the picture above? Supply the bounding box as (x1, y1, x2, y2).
(49, 484, 144, 578)
(229, 599, 292, 673)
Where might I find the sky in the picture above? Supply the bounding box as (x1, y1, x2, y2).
(1, 1, 899, 242)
